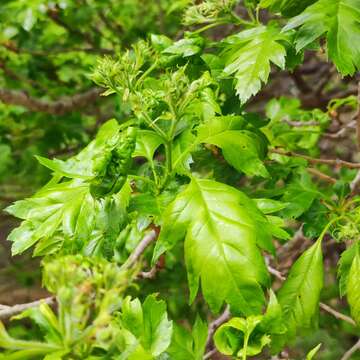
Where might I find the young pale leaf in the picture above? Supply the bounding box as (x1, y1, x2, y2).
(283, 0, 360, 75)
(278, 238, 324, 340)
(347, 250, 360, 325)
(221, 24, 287, 103)
(197, 116, 269, 177)
(120, 294, 173, 357)
(142, 295, 173, 356)
(6, 177, 131, 256)
(168, 316, 208, 360)
(163, 36, 204, 57)
(6, 181, 90, 255)
(214, 316, 271, 358)
(153, 177, 272, 314)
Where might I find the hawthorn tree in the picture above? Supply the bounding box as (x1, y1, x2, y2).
(0, 0, 360, 359)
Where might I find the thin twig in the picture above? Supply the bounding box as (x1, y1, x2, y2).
(290, 70, 311, 93)
(267, 265, 356, 326)
(307, 168, 337, 184)
(206, 305, 231, 344)
(204, 348, 218, 360)
(319, 303, 356, 326)
(138, 267, 158, 279)
(267, 265, 286, 281)
(271, 148, 360, 169)
(0, 297, 54, 320)
(123, 229, 158, 269)
(323, 120, 356, 139)
(204, 306, 231, 359)
(341, 339, 360, 360)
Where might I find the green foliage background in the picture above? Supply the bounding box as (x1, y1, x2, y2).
(0, 0, 360, 359)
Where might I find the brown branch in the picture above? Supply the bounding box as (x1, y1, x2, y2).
(341, 339, 360, 360)
(1, 41, 113, 56)
(203, 348, 218, 359)
(290, 70, 311, 93)
(124, 229, 158, 269)
(0, 297, 54, 320)
(0, 58, 48, 92)
(315, 65, 334, 95)
(271, 148, 360, 169)
(307, 168, 337, 184)
(138, 267, 158, 279)
(323, 120, 356, 139)
(138, 254, 165, 280)
(319, 303, 356, 326)
(267, 265, 286, 281)
(204, 305, 231, 359)
(0, 87, 102, 115)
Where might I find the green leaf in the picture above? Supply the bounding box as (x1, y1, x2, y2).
(0, 321, 61, 357)
(281, 169, 320, 219)
(121, 297, 144, 339)
(120, 294, 173, 357)
(163, 36, 204, 57)
(172, 130, 197, 175)
(265, 97, 330, 151)
(253, 199, 289, 214)
(278, 238, 324, 340)
(168, 316, 208, 360)
(6, 181, 91, 255)
(260, 0, 317, 17)
(35, 119, 120, 179)
(338, 242, 358, 297)
(214, 316, 271, 358)
(260, 290, 287, 335)
(142, 295, 173, 356)
(283, 0, 360, 75)
(13, 302, 62, 345)
(306, 343, 322, 360)
(221, 24, 287, 103)
(133, 130, 164, 161)
(347, 249, 360, 325)
(197, 116, 269, 177)
(153, 177, 271, 314)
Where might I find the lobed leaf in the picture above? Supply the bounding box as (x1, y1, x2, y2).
(283, 0, 360, 76)
(153, 177, 273, 314)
